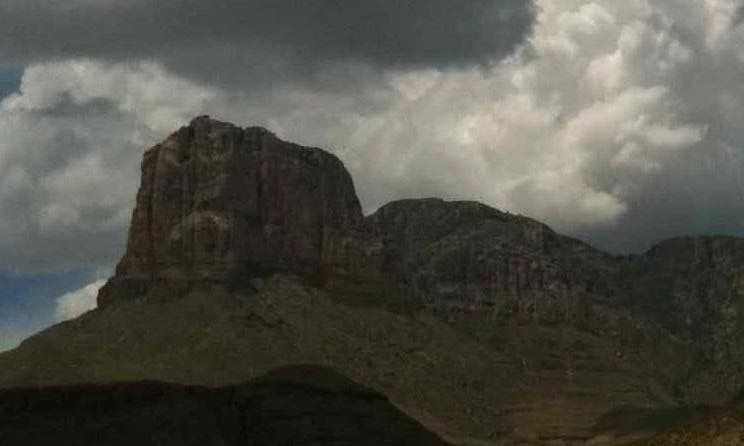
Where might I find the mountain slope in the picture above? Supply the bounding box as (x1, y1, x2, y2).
(0, 277, 514, 442)
(4, 117, 744, 445)
(0, 269, 698, 444)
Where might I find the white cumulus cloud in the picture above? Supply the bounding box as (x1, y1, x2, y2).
(55, 279, 107, 321)
(0, 60, 219, 271)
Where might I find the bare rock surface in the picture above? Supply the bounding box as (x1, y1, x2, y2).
(366, 197, 619, 317)
(100, 116, 364, 306)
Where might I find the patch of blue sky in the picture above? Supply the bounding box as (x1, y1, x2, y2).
(0, 269, 93, 352)
(0, 65, 23, 100)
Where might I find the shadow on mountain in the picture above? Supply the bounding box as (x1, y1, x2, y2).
(0, 364, 451, 446)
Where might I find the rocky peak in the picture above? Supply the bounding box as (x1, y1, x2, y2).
(99, 116, 363, 306)
(98, 117, 623, 311)
(99, 116, 744, 338)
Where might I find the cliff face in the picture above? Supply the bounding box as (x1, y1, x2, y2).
(99, 116, 364, 306)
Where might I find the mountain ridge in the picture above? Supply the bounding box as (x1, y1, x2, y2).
(4, 116, 744, 445)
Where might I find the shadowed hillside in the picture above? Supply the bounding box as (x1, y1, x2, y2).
(0, 365, 451, 446)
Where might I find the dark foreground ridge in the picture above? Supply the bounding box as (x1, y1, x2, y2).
(0, 365, 451, 446)
(4, 116, 744, 445)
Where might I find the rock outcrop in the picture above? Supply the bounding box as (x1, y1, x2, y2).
(366, 198, 619, 321)
(99, 116, 364, 306)
(622, 236, 744, 404)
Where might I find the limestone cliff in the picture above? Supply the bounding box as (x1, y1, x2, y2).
(99, 116, 364, 306)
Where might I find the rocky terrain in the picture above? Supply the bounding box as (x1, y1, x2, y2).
(3, 116, 744, 445)
(0, 365, 450, 446)
(98, 116, 367, 307)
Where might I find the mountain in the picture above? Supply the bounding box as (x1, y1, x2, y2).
(98, 116, 367, 307)
(3, 116, 744, 445)
(0, 365, 451, 446)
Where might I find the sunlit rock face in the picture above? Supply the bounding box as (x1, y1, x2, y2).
(99, 116, 364, 306)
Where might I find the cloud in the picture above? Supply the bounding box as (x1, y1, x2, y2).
(331, 0, 744, 252)
(249, 0, 744, 252)
(2, 0, 744, 280)
(7, 0, 744, 352)
(0, 60, 219, 271)
(55, 279, 106, 322)
(0, 0, 535, 90)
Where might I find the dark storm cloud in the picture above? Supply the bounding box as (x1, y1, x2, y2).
(0, 0, 535, 76)
(736, 5, 744, 27)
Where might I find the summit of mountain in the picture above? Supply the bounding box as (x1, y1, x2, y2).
(99, 115, 366, 307)
(4, 117, 744, 445)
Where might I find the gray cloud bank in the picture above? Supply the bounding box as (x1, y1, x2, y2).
(0, 0, 534, 88)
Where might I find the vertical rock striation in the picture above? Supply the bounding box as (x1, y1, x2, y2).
(99, 116, 364, 306)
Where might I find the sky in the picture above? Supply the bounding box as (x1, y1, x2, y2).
(1, 0, 744, 350)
